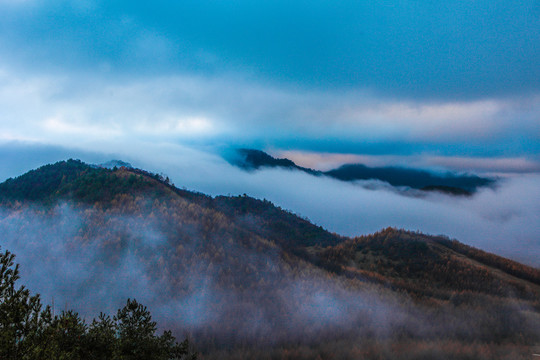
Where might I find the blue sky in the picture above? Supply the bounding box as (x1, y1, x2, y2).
(0, 0, 539, 173)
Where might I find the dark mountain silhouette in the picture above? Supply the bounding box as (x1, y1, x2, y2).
(227, 148, 495, 195)
(227, 148, 320, 175)
(326, 163, 492, 193)
(0, 160, 537, 359)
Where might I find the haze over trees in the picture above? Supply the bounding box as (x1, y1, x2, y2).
(0, 160, 538, 359)
(0, 247, 196, 359)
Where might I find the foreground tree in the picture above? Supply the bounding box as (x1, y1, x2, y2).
(87, 313, 116, 359)
(0, 249, 42, 359)
(0, 247, 196, 360)
(115, 298, 195, 360)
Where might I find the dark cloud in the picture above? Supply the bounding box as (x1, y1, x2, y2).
(0, 0, 538, 99)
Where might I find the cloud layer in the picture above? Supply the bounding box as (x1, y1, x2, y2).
(186, 164, 540, 268)
(0, 1, 538, 169)
(2, 142, 537, 268)
(0, 68, 538, 164)
(1, 0, 538, 99)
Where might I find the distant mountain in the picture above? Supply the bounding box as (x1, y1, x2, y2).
(98, 159, 133, 169)
(326, 163, 492, 193)
(0, 160, 537, 359)
(227, 148, 320, 175)
(227, 148, 495, 195)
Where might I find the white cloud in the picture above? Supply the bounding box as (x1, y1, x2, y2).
(274, 150, 540, 175)
(0, 140, 539, 268)
(43, 116, 123, 138)
(0, 62, 538, 181)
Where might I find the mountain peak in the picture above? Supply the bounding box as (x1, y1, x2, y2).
(97, 159, 133, 169)
(0, 159, 175, 205)
(227, 148, 299, 170)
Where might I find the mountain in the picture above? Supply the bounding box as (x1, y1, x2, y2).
(227, 148, 495, 195)
(326, 163, 492, 193)
(226, 148, 320, 175)
(0, 160, 538, 359)
(98, 159, 133, 169)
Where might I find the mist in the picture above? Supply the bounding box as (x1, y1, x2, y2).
(0, 144, 539, 356)
(1, 200, 537, 355)
(1, 141, 539, 268)
(0, 202, 410, 342)
(213, 169, 540, 268)
(130, 145, 540, 268)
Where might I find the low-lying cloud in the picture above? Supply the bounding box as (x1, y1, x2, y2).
(139, 147, 540, 268)
(212, 168, 540, 267)
(0, 199, 538, 353)
(0, 202, 408, 343)
(0, 150, 539, 354)
(1, 141, 539, 268)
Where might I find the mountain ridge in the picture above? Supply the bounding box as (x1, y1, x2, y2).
(0, 159, 538, 359)
(227, 148, 495, 195)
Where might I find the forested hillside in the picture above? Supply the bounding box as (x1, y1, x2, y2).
(0, 160, 538, 359)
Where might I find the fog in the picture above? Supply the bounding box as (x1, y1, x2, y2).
(2, 202, 536, 351)
(0, 202, 413, 343)
(132, 146, 540, 268)
(0, 141, 539, 351)
(212, 169, 540, 268)
(1, 141, 539, 268)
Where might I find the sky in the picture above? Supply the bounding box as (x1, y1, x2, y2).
(0, 0, 538, 163)
(0, 1, 539, 264)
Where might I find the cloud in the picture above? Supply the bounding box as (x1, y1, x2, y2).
(242, 170, 539, 267)
(0, 201, 403, 342)
(274, 150, 540, 175)
(159, 154, 540, 268)
(1, 141, 539, 269)
(0, 66, 538, 161)
(0, 177, 538, 350)
(424, 156, 540, 175)
(0, 1, 539, 100)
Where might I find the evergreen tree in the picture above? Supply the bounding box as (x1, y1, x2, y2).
(87, 313, 116, 359)
(0, 248, 42, 360)
(0, 247, 196, 360)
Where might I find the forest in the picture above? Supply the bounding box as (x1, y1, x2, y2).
(0, 160, 538, 359)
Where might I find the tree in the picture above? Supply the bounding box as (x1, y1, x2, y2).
(32, 309, 87, 359)
(0, 248, 43, 360)
(114, 298, 194, 360)
(87, 313, 116, 360)
(115, 298, 158, 359)
(0, 247, 197, 360)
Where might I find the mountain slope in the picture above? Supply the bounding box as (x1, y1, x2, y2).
(0, 160, 538, 359)
(316, 228, 540, 301)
